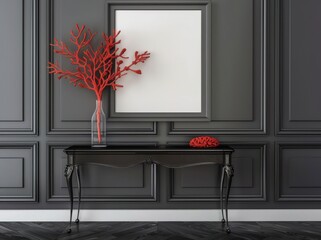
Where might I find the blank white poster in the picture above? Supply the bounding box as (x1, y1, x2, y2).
(114, 10, 202, 113)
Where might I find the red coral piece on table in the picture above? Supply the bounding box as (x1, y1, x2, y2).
(189, 136, 220, 148)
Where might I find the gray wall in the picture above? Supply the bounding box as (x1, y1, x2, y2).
(0, 0, 321, 209)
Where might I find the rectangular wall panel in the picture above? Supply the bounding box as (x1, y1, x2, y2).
(0, 143, 38, 201)
(276, 0, 321, 134)
(0, 158, 24, 188)
(47, 144, 156, 202)
(169, 144, 266, 201)
(276, 143, 321, 201)
(169, 0, 266, 135)
(0, 0, 37, 134)
(47, 0, 156, 135)
(0, 0, 23, 121)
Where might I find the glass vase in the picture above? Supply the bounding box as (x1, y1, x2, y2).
(91, 100, 107, 147)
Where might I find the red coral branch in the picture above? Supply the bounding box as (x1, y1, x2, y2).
(48, 24, 150, 143)
(49, 24, 150, 100)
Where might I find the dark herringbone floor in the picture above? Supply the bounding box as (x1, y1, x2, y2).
(0, 222, 320, 240)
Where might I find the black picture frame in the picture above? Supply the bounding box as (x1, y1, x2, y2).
(106, 0, 211, 122)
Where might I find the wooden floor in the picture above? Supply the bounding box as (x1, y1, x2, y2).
(0, 222, 320, 240)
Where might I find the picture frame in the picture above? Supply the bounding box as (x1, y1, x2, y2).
(106, 0, 211, 121)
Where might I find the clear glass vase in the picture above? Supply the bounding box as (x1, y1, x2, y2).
(91, 100, 107, 147)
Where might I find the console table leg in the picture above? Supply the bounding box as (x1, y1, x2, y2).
(75, 165, 81, 224)
(220, 166, 226, 224)
(64, 164, 74, 233)
(224, 165, 234, 234)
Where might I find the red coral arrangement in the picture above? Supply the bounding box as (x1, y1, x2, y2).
(48, 24, 150, 143)
(189, 136, 220, 148)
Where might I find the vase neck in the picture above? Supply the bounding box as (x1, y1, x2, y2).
(95, 100, 103, 109)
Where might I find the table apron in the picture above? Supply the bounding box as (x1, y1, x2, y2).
(68, 154, 228, 168)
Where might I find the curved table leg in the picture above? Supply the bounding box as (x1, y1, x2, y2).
(220, 165, 226, 224)
(64, 164, 74, 233)
(224, 165, 234, 234)
(75, 165, 81, 224)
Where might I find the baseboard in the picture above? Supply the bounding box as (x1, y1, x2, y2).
(0, 210, 321, 222)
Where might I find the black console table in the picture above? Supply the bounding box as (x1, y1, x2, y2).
(64, 145, 234, 233)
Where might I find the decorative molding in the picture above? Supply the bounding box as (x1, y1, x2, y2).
(275, 142, 321, 201)
(46, 0, 156, 135)
(168, 0, 266, 135)
(167, 142, 266, 202)
(0, 0, 38, 135)
(0, 142, 38, 202)
(47, 142, 157, 202)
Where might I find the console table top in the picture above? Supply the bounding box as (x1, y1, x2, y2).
(64, 145, 234, 154)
